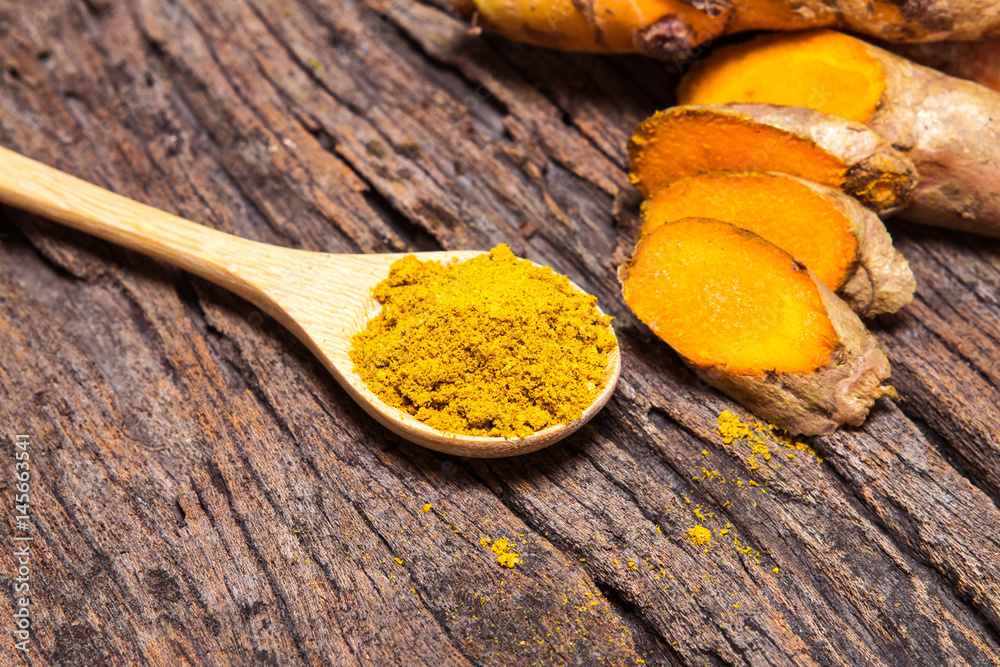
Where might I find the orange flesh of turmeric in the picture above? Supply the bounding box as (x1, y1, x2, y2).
(621, 218, 838, 374)
(628, 109, 848, 197)
(677, 30, 887, 123)
(641, 172, 859, 291)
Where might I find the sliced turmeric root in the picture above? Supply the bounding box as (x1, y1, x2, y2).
(679, 30, 1000, 236)
(619, 218, 893, 436)
(627, 104, 917, 216)
(677, 30, 887, 123)
(453, 0, 1000, 64)
(641, 171, 914, 316)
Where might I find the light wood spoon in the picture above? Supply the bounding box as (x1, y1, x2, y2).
(0, 146, 620, 457)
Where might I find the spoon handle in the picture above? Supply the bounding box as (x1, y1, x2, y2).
(0, 145, 266, 296)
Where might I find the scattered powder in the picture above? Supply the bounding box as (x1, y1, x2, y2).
(687, 525, 712, 546)
(497, 552, 521, 568)
(752, 442, 771, 461)
(732, 534, 762, 562)
(491, 537, 512, 556)
(486, 537, 522, 569)
(717, 409, 822, 463)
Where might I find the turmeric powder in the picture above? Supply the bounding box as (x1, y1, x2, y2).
(487, 537, 522, 568)
(688, 526, 712, 546)
(717, 410, 822, 462)
(350, 245, 615, 438)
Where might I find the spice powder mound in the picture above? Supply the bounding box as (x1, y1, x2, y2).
(349, 245, 615, 438)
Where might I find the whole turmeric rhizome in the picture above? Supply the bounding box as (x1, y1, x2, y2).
(350, 245, 615, 439)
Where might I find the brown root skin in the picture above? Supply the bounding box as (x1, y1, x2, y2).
(799, 176, 915, 317)
(690, 274, 894, 436)
(628, 104, 918, 215)
(886, 39, 1000, 95)
(862, 43, 1000, 236)
(452, 0, 1000, 62)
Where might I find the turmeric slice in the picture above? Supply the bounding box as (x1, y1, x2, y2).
(641, 171, 914, 316)
(452, 0, 1000, 64)
(679, 30, 1000, 236)
(677, 31, 886, 123)
(619, 218, 894, 435)
(627, 104, 917, 216)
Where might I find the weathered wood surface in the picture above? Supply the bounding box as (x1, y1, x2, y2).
(1, 1, 999, 665)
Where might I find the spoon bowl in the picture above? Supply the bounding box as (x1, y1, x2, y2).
(0, 146, 620, 457)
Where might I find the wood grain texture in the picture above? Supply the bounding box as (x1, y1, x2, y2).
(0, 1, 998, 665)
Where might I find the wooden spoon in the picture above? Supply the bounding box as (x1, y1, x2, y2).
(0, 146, 620, 457)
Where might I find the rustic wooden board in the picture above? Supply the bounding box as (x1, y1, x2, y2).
(1, 1, 999, 665)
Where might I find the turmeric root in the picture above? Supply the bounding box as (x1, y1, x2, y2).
(678, 30, 1000, 236)
(642, 171, 914, 316)
(619, 217, 894, 435)
(451, 0, 728, 58)
(452, 0, 1000, 63)
(627, 104, 918, 215)
(887, 39, 1000, 95)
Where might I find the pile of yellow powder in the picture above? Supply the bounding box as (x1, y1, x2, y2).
(350, 245, 615, 438)
(687, 525, 712, 546)
(482, 537, 521, 568)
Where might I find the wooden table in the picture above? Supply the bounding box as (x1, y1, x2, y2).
(1, 1, 999, 665)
